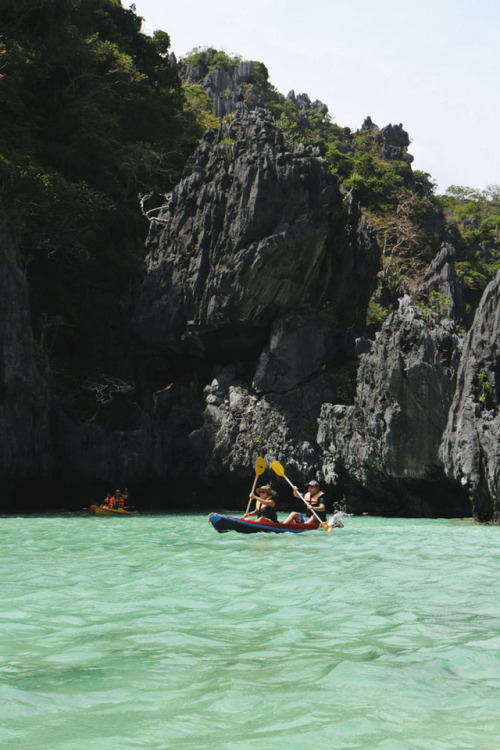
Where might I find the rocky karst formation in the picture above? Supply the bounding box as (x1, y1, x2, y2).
(314, 264, 500, 520)
(188, 312, 345, 493)
(178, 51, 267, 118)
(0, 214, 53, 501)
(414, 242, 466, 322)
(1, 60, 499, 517)
(134, 109, 379, 349)
(132, 106, 498, 520)
(132, 109, 380, 497)
(441, 271, 500, 520)
(317, 296, 470, 516)
(376, 123, 414, 163)
(30, 107, 378, 504)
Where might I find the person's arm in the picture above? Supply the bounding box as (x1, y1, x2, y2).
(244, 491, 258, 518)
(256, 496, 275, 507)
(244, 506, 259, 518)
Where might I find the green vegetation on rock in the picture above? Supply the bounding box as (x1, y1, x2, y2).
(1, 0, 204, 386)
(437, 185, 500, 313)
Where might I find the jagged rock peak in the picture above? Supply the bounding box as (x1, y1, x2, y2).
(177, 48, 268, 118)
(286, 90, 329, 118)
(376, 122, 413, 163)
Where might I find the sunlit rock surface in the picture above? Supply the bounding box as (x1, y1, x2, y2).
(441, 271, 500, 521)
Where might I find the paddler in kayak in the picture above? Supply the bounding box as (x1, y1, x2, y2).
(117, 487, 129, 508)
(102, 490, 114, 508)
(243, 484, 278, 524)
(283, 480, 327, 525)
(105, 487, 129, 509)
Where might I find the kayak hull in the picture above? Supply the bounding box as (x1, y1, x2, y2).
(90, 505, 138, 516)
(208, 513, 319, 534)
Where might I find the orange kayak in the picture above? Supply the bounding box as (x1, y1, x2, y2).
(90, 504, 138, 516)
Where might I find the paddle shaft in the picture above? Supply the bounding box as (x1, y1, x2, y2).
(244, 457, 267, 516)
(244, 474, 259, 516)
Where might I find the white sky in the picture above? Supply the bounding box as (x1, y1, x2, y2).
(133, 0, 499, 194)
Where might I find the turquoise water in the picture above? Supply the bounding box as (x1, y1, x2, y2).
(1, 513, 500, 749)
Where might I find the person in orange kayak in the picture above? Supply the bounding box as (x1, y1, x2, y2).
(244, 484, 278, 523)
(117, 488, 129, 508)
(283, 480, 327, 525)
(108, 488, 128, 509)
(102, 491, 113, 508)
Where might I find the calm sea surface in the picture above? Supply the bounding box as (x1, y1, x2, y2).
(1, 512, 500, 749)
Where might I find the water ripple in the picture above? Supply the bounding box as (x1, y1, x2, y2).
(1, 514, 500, 748)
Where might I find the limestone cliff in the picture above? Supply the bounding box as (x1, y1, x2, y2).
(130, 109, 381, 499)
(134, 109, 379, 350)
(317, 296, 471, 516)
(0, 214, 53, 503)
(441, 271, 500, 520)
(1, 66, 498, 518)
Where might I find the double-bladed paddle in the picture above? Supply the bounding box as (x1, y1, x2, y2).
(244, 456, 267, 516)
(271, 460, 329, 532)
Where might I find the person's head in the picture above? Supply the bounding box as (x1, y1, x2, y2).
(305, 480, 320, 490)
(257, 484, 275, 498)
(115, 489, 120, 496)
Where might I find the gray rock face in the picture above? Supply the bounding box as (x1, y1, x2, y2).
(253, 312, 337, 398)
(134, 110, 380, 351)
(414, 242, 466, 322)
(188, 365, 324, 496)
(187, 311, 342, 490)
(376, 123, 413, 163)
(441, 271, 500, 520)
(318, 296, 469, 515)
(130, 109, 383, 501)
(0, 215, 53, 489)
(54, 126, 381, 492)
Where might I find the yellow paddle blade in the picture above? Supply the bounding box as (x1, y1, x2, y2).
(270, 460, 286, 477)
(254, 456, 267, 476)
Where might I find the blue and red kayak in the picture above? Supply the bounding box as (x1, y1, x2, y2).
(208, 513, 320, 534)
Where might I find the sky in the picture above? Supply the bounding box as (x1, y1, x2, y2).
(133, 0, 500, 194)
